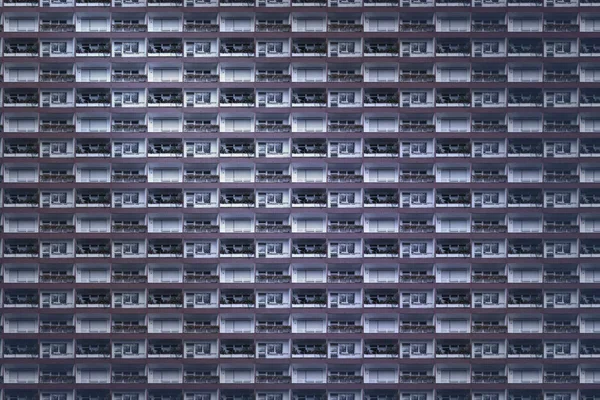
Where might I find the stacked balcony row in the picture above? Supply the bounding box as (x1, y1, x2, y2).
(2, 0, 600, 9)
(4, 12, 600, 34)
(4, 62, 600, 85)
(1, 262, 599, 284)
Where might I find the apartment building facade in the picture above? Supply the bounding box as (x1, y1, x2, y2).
(1, 1, 600, 400)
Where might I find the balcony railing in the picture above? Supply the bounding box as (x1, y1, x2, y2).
(400, 325, 435, 333)
(255, 123, 292, 132)
(328, 124, 363, 132)
(184, 73, 219, 82)
(328, 325, 363, 333)
(544, 174, 579, 183)
(40, 325, 76, 333)
(471, 325, 508, 333)
(543, 274, 579, 283)
(508, 295, 543, 306)
(255, 275, 291, 283)
(400, 124, 435, 132)
(471, 274, 507, 283)
(3, 345, 39, 356)
(471, 74, 507, 83)
(255, 324, 292, 333)
(184, 375, 219, 384)
(399, 23, 435, 32)
(112, 274, 148, 283)
(76, 345, 111, 356)
(544, 23, 579, 32)
(544, 74, 579, 82)
(184, 224, 219, 233)
(112, 224, 147, 233)
(255, 375, 292, 384)
(328, 375, 364, 384)
(400, 274, 435, 283)
(328, 224, 364, 233)
(184, 123, 219, 132)
(328, 275, 363, 283)
(184, 23, 219, 32)
(328, 74, 363, 82)
(544, 375, 579, 384)
(328, 174, 363, 183)
(112, 23, 148, 32)
(112, 325, 148, 333)
(148, 294, 183, 306)
(112, 174, 147, 183)
(256, 23, 291, 32)
(543, 225, 579, 233)
(256, 174, 291, 183)
(255, 225, 291, 233)
(328, 23, 363, 32)
(399, 376, 435, 384)
(184, 174, 219, 183)
(472, 174, 507, 183)
(112, 375, 147, 384)
(471, 375, 508, 384)
(472, 23, 507, 32)
(184, 275, 219, 283)
(39, 274, 76, 283)
(39, 375, 76, 384)
(436, 345, 471, 357)
(40, 73, 76, 82)
(544, 124, 579, 132)
(399, 225, 435, 233)
(40, 174, 76, 183)
(112, 74, 148, 83)
(544, 325, 579, 333)
(400, 174, 435, 183)
(183, 324, 219, 333)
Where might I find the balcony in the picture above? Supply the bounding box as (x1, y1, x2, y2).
(256, 174, 291, 183)
(220, 94, 255, 107)
(112, 274, 147, 283)
(256, 123, 292, 132)
(76, 244, 110, 257)
(544, 73, 579, 83)
(472, 174, 507, 183)
(400, 274, 435, 283)
(4, 294, 39, 307)
(328, 375, 364, 384)
(364, 294, 399, 306)
(471, 325, 508, 333)
(471, 73, 507, 83)
(436, 295, 470, 306)
(77, 44, 111, 56)
(255, 375, 292, 384)
(76, 344, 110, 357)
(472, 23, 507, 32)
(148, 294, 183, 307)
(472, 122, 508, 132)
(76, 94, 110, 107)
(400, 325, 435, 333)
(256, 23, 291, 32)
(329, 73, 363, 82)
(40, 123, 76, 133)
(544, 124, 579, 133)
(400, 23, 435, 32)
(292, 294, 326, 306)
(328, 173, 363, 183)
(39, 274, 76, 283)
(400, 174, 435, 183)
(292, 345, 327, 357)
(39, 375, 76, 384)
(39, 73, 75, 82)
(112, 324, 148, 333)
(4, 244, 39, 257)
(40, 324, 76, 333)
(399, 72, 435, 82)
(112, 74, 148, 83)
(436, 345, 471, 357)
(364, 144, 398, 156)
(183, 324, 219, 333)
(255, 74, 291, 83)
(112, 375, 147, 384)
(112, 23, 148, 32)
(473, 224, 508, 234)
(328, 123, 363, 132)
(471, 375, 507, 384)
(40, 174, 75, 183)
(256, 274, 291, 283)
(184, 22, 219, 32)
(255, 224, 291, 233)
(112, 224, 147, 233)
(148, 43, 183, 56)
(4, 94, 39, 106)
(220, 345, 255, 357)
(112, 174, 147, 183)
(328, 324, 363, 333)
(148, 344, 183, 357)
(508, 295, 543, 306)
(184, 224, 219, 233)
(184, 123, 219, 132)
(148, 94, 183, 107)
(256, 324, 292, 333)
(399, 123, 435, 132)
(543, 225, 579, 233)
(184, 73, 219, 82)
(184, 375, 219, 384)
(328, 224, 363, 233)
(220, 294, 255, 306)
(148, 144, 183, 157)
(399, 375, 435, 384)
(508, 244, 543, 257)
(544, 23, 578, 32)
(4, 344, 39, 357)
(544, 375, 579, 384)
(328, 23, 363, 32)
(471, 274, 507, 283)
(544, 325, 578, 333)
(76, 295, 110, 306)
(292, 144, 326, 156)
(220, 194, 255, 206)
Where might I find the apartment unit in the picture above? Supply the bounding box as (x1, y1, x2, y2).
(1, 1, 600, 400)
